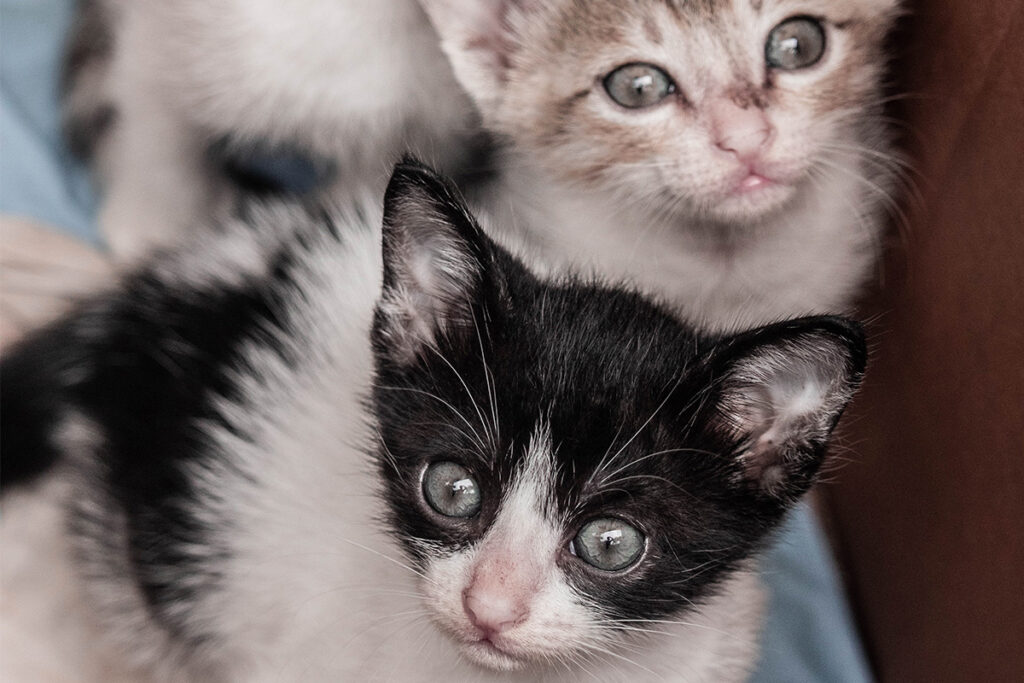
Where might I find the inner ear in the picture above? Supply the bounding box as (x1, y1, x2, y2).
(418, 0, 537, 116)
(709, 319, 867, 499)
(376, 158, 490, 366)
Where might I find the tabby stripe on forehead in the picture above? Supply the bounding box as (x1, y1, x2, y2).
(663, 0, 732, 21)
(643, 15, 664, 44)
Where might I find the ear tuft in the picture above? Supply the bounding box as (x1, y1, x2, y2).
(377, 159, 489, 366)
(710, 318, 867, 499)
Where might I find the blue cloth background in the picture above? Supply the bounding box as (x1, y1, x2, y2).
(0, 2, 873, 680)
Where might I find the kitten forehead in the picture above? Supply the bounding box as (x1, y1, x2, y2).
(582, 1, 887, 56)
(508, 421, 556, 513)
(509, 0, 899, 101)
(484, 420, 560, 550)
(597, 0, 896, 20)
(515, 0, 897, 79)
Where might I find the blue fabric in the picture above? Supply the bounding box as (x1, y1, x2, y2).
(753, 504, 873, 682)
(0, 2, 873, 681)
(0, 0, 97, 243)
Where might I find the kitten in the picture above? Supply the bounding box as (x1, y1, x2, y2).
(0, 161, 867, 681)
(420, 0, 903, 330)
(63, 0, 479, 258)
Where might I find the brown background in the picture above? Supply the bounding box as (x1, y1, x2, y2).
(824, 0, 1024, 680)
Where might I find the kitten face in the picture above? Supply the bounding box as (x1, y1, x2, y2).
(371, 161, 867, 670)
(423, 0, 899, 223)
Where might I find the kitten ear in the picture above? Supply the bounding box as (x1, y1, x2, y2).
(375, 157, 490, 366)
(705, 318, 867, 500)
(418, 0, 537, 117)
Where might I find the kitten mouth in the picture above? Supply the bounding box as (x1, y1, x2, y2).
(700, 168, 798, 221)
(474, 634, 516, 656)
(461, 638, 529, 671)
(736, 172, 774, 193)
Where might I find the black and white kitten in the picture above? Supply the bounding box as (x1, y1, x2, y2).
(1, 161, 866, 681)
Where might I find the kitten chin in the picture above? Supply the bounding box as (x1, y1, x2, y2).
(674, 172, 803, 225)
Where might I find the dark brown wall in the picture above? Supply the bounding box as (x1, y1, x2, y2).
(825, 1, 1024, 681)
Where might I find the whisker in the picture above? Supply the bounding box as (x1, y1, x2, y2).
(599, 447, 717, 486)
(590, 376, 684, 484)
(471, 308, 500, 446)
(427, 344, 494, 447)
(573, 639, 662, 678)
(374, 383, 487, 450)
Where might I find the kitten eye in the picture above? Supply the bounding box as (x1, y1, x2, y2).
(765, 17, 826, 70)
(570, 518, 645, 572)
(422, 461, 481, 518)
(603, 63, 676, 109)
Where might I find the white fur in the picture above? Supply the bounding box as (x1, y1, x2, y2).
(84, 0, 475, 258)
(1, 479, 134, 682)
(422, 424, 598, 672)
(481, 155, 882, 332)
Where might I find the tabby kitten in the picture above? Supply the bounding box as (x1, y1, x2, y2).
(423, 0, 902, 330)
(1, 161, 866, 681)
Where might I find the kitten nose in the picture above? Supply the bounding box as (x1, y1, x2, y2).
(710, 100, 773, 162)
(463, 589, 529, 636)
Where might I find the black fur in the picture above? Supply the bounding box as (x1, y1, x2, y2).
(0, 214, 325, 638)
(208, 136, 336, 197)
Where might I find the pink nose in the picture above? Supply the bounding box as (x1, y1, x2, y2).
(710, 100, 773, 163)
(463, 590, 529, 636)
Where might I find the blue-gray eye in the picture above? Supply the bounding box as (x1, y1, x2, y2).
(766, 17, 826, 70)
(422, 462, 481, 518)
(571, 518, 645, 571)
(603, 63, 675, 108)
